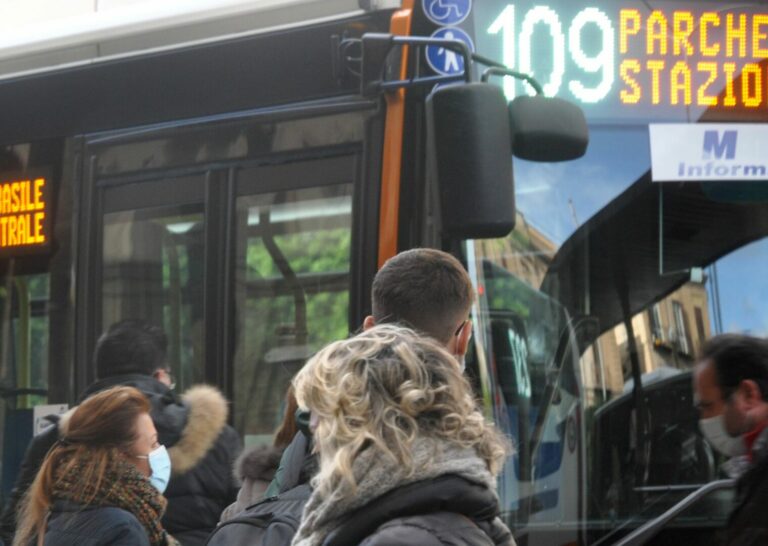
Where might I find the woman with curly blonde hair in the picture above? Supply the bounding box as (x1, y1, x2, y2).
(291, 324, 514, 546)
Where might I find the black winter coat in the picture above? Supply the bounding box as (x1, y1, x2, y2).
(324, 475, 513, 546)
(725, 432, 768, 545)
(1, 375, 241, 546)
(40, 501, 150, 546)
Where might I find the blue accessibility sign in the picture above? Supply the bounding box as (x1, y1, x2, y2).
(422, 0, 472, 26)
(425, 27, 475, 76)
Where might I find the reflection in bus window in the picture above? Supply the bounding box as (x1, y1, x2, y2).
(672, 301, 691, 356)
(233, 184, 352, 445)
(707, 238, 768, 336)
(102, 206, 205, 389)
(0, 274, 50, 408)
(470, 120, 768, 542)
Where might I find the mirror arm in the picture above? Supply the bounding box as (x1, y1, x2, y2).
(378, 73, 466, 92)
(360, 33, 472, 96)
(481, 65, 544, 96)
(359, 33, 546, 97)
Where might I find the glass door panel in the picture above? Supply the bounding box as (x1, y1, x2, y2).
(233, 164, 354, 445)
(101, 197, 205, 390)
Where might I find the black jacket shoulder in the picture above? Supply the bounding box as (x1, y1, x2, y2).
(360, 512, 496, 546)
(726, 441, 768, 546)
(0, 424, 59, 543)
(43, 502, 150, 546)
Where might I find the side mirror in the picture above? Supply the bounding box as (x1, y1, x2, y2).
(427, 83, 516, 239)
(509, 95, 589, 162)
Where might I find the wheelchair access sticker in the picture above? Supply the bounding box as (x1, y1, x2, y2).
(422, 0, 472, 26)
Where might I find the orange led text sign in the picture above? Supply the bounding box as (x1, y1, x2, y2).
(0, 178, 48, 250)
(619, 10, 768, 108)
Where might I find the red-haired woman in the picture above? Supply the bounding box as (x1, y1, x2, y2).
(14, 386, 178, 546)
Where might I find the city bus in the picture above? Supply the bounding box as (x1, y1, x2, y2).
(0, 0, 766, 544)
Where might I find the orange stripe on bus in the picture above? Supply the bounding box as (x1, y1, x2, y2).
(377, 0, 414, 269)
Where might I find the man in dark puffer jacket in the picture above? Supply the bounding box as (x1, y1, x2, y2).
(0, 319, 241, 546)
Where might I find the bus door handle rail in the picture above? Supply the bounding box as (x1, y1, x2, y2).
(614, 479, 735, 546)
(0, 387, 48, 399)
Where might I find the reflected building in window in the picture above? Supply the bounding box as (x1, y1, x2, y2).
(476, 213, 713, 408)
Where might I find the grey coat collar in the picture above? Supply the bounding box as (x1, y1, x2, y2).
(292, 436, 499, 546)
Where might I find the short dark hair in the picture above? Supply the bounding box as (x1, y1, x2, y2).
(701, 334, 768, 401)
(372, 249, 473, 343)
(94, 319, 168, 379)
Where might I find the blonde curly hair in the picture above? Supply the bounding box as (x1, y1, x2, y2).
(293, 324, 508, 498)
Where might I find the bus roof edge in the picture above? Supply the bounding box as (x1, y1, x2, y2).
(0, 0, 378, 81)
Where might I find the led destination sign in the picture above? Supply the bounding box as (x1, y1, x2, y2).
(473, 1, 768, 120)
(0, 177, 48, 252)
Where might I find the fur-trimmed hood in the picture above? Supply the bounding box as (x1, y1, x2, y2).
(233, 444, 283, 483)
(218, 444, 284, 524)
(59, 379, 229, 477)
(167, 385, 228, 475)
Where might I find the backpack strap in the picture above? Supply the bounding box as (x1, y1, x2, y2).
(278, 433, 310, 493)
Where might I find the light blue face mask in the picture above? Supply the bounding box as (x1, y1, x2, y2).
(137, 445, 172, 493)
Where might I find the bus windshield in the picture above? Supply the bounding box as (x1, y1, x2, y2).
(466, 2, 768, 539)
(470, 123, 768, 543)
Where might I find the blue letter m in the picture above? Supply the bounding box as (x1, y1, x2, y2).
(703, 130, 737, 160)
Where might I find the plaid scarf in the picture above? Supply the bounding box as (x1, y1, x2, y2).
(51, 452, 177, 546)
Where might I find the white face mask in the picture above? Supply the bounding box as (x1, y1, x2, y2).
(699, 415, 747, 457)
(136, 445, 172, 493)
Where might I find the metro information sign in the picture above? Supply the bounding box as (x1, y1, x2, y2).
(650, 124, 768, 182)
(472, 1, 768, 121)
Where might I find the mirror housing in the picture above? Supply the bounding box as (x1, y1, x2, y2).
(509, 95, 589, 162)
(427, 83, 516, 239)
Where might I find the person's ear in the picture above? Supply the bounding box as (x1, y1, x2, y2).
(741, 379, 763, 407)
(152, 368, 173, 388)
(455, 320, 472, 357)
(363, 315, 376, 331)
